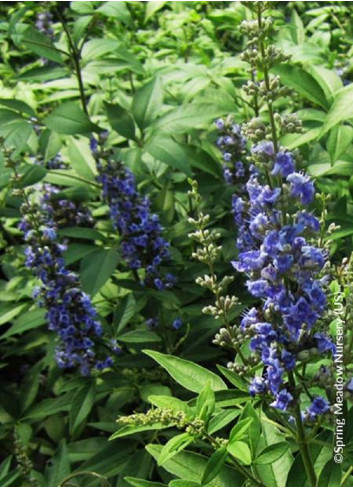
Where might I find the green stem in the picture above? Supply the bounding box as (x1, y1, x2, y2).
(288, 372, 317, 487)
(257, 5, 278, 153)
(256, 4, 288, 226)
(340, 465, 353, 487)
(55, 7, 88, 115)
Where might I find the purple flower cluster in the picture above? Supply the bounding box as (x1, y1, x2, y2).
(19, 202, 113, 376)
(215, 118, 247, 185)
(35, 11, 54, 39)
(41, 184, 94, 229)
(95, 155, 174, 290)
(232, 139, 333, 415)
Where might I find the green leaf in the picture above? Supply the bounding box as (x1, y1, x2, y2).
(113, 295, 136, 334)
(1, 308, 46, 339)
(18, 165, 47, 188)
(201, 446, 228, 486)
(39, 130, 62, 162)
(0, 456, 12, 482)
(110, 422, 171, 440)
(118, 329, 161, 344)
(22, 27, 64, 64)
(81, 38, 121, 62)
(227, 440, 252, 465)
(0, 469, 20, 487)
(140, 384, 171, 403)
(71, 1, 95, 14)
(78, 440, 135, 478)
(69, 383, 95, 435)
(106, 103, 136, 140)
(217, 364, 248, 391)
(196, 381, 215, 421)
(318, 459, 342, 487)
(125, 477, 165, 487)
(308, 65, 343, 103)
(158, 433, 194, 466)
(286, 432, 332, 487)
(0, 99, 36, 117)
(254, 415, 293, 487)
(46, 440, 70, 487)
(23, 393, 72, 420)
(145, 137, 191, 175)
(17, 66, 69, 82)
(321, 84, 353, 136)
(146, 445, 244, 487)
(58, 227, 105, 241)
(80, 249, 120, 297)
(282, 127, 322, 150)
(145, 2, 167, 21)
(63, 243, 97, 266)
(290, 9, 305, 44)
(67, 137, 97, 179)
(229, 418, 254, 443)
(255, 442, 289, 465)
(0, 121, 32, 152)
(132, 77, 163, 130)
(169, 480, 201, 487)
(0, 303, 27, 327)
(97, 1, 132, 23)
(44, 103, 99, 135)
(325, 227, 353, 241)
(148, 395, 192, 416)
(327, 125, 353, 163)
(208, 409, 240, 435)
(143, 350, 226, 393)
(0, 108, 24, 124)
(273, 64, 328, 109)
(238, 403, 260, 458)
(20, 361, 43, 412)
(153, 104, 225, 134)
(73, 15, 94, 44)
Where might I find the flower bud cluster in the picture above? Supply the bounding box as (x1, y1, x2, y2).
(118, 408, 206, 437)
(188, 180, 239, 348)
